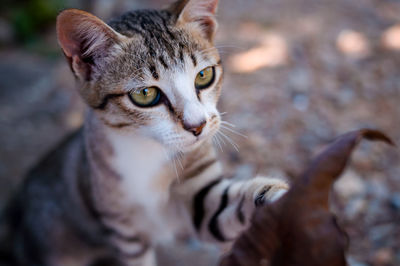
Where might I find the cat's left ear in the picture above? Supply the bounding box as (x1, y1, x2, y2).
(56, 9, 127, 82)
(171, 0, 219, 42)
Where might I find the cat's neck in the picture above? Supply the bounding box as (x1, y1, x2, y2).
(83, 111, 189, 240)
(85, 111, 174, 177)
(84, 112, 181, 203)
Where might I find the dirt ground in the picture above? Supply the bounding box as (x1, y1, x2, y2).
(0, 0, 399, 265)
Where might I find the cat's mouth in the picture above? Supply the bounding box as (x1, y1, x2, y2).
(185, 134, 208, 148)
(167, 114, 220, 152)
(178, 129, 214, 151)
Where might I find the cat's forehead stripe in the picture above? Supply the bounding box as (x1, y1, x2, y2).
(110, 10, 201, 68)
(190, 53, 197, 67)
(149, 64, 159, 80)
(159, 55, 169, 69)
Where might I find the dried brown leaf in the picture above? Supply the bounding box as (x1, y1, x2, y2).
(220, 129, 394, 266)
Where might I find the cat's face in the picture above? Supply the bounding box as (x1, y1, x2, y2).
(57, 0, 222, 153)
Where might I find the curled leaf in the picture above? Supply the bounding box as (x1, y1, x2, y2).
(220, 129, 393, 266)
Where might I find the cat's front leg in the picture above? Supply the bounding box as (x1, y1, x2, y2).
(220, 176, 288, 240)
(178, 171, 288, 245)
(200, 176, 288, 242)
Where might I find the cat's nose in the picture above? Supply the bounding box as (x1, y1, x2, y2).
(184, 120, 206, 136)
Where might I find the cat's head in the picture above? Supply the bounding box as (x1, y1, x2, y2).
(57, 0, 222, 153)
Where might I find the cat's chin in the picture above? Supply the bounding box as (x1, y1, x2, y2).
(183, 140, 203, 152)
(173, 141, 200, 154)
(168, 136, 208, 154)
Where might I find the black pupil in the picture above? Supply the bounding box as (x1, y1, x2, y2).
(200, 71, 205, 78)
(143, 88, 148, 96)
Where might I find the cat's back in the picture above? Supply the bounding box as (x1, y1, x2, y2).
(0, 129, 106, 266)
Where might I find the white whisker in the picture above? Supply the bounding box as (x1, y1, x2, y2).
(214, 44, 246, 50)
(164, 146, 182, 182)
(218, 131, 240, 152)
(215, 132, 227, 146)
(220, 124, 248, 138)
(198, 45, 242, 57)
(176, 151, 184, 170)
(212, 135, 224, 153)
(220, 120, 236, 128)
(171, 156, 180, 183)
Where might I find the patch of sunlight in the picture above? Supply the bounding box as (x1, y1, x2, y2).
(237, 22, 264, 41)
(381, 24, 400, 51)
(229, 33, 288, 73)
(336, 30, 371, 59)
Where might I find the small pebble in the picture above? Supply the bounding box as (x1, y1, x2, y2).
(367, 179, 390, 200)
(372, 248, 393, 265)
(292, 93, 309, 111)
(347, 256, 368, 266)
(389, 193, 400, 211)
(369, 224, 395, 245)
(344, 197, 367, 219)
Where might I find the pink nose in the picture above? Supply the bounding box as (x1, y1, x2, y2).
(184, 121, 206, 136)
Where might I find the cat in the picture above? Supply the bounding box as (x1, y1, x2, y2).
(0, 0, 288, 265)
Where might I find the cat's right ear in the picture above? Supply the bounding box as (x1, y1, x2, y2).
(57, 9, 126, 81)
(170, 0, 219, 42)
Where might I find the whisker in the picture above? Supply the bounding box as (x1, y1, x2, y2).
(220, 120, 248, 138)
(199, 44, 244, 53)
(220, 120, 236, 128)
(164, 146, 182, 183)
(172, 156, 181, 183)
(212, 137, 216, 148)
(176, 152, 184, 170)
(212, 136, 217, 150)
(220, 124, 248, 139)
(218, 131, 240, 152)
(213, 135, 224, 153)
(214, 44, 246, 50)
(198, 46, 240, 57)
(199, 50, 231, 57)
(215, 132, 227, 146)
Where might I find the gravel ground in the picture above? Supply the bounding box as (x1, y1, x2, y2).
(0, 0, 399, 265)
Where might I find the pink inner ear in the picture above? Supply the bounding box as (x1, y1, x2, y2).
(177, 0, 219, 41)
(185, 0, 219, 18)
(198, 17, 217, 41)
(57, 9, 121, 81)
(57, 9, 118, 60)
(57, 10, 88, 58)
(58, 29, 80, 58)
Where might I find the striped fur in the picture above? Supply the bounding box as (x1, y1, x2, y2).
(0, 1, 288, 265)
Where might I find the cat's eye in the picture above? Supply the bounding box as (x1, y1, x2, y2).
(195, 66, 215, 90)
(129, 87, 161, 107)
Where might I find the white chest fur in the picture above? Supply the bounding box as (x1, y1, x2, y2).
(105, 129, 179, 241)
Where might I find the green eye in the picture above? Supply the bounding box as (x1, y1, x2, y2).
(129, 87, 161, 107)
(195, 66, 215, 90)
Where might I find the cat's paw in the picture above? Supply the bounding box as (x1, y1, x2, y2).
(210, 176, 289, 243)
(245, 176, 289, 207)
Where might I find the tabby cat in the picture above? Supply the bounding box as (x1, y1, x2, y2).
(0, 0, 288, 265)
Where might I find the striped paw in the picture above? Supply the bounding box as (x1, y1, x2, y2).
(245, 176, 289, 207)
(215, 177, 289, 242)
(189, 176, 289, 245)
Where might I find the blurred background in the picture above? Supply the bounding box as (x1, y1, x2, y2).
(0, 0, 399, 265)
